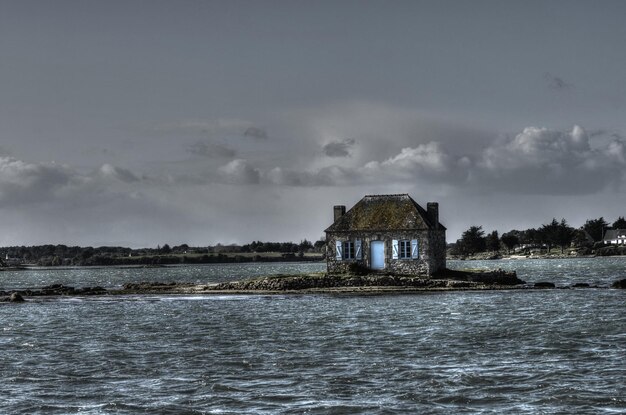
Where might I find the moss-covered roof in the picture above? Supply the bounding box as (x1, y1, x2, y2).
(325, 194, 446, 232)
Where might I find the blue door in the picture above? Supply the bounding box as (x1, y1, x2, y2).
(370, 241, 385, 270)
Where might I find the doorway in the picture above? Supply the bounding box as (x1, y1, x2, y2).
(370, 241, 385, 270)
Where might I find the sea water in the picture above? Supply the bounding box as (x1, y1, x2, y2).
(0, 258, 624, 414)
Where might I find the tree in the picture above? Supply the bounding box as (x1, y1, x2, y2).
(313, 239, 326, 252)
(583, 217, 609, 242)
(501, 232, 520, 254)
(299, 239, 313, 252)
(555, 219, 575, 253)
(540, 218, 561, 252)
(458, 225, 486, 255)
(572, 229, 592, 248)
(613, 216, 626, 229)
(539, 218, 574, 253)
(519, 228, 541, 246)
(486, 230, 500, 252)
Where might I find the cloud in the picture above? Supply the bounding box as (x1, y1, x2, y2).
(97, 164, 140, 183)
(353, 141, 469, 187)
(2, 122, 625, 247)
(264, 165, 357, 187)
(218, 159, 261, 184)
(256, 142, 460, 187)
(186, 141, 237, 158)
(0, 157, 79, 204)
(243, 126, 268, 140)
(0, 156, 149, 207)
(322, 138, 356, 157)
(246, 125, 626, 195)
(474, 125, 626, 194)
(378, 142, 452, 173)
(544, 72, 574, 90)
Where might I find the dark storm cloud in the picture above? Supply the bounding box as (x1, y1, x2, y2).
(322, 138, 356, 157)
(244, 127, 268, 140)
(544, 72, 574, 90)
(186, 141, 237, 158)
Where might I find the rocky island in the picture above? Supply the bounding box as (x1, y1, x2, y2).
(3, 269, 625, 303)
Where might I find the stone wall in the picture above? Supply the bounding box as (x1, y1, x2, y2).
(428, 229, 447, 273)
(326, 229, 446, 276)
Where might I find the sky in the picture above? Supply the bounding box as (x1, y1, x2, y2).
(1, 0, 626, 247)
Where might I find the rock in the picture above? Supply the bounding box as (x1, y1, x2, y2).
(9, 293, 25, 302)
(611, 278, 626, 289)
(0, 293, 26, 303)
(534, 282, 556, 288)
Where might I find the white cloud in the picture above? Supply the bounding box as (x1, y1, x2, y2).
(379, 142, 452, 173)
(480, 125, 590, 171)
(475, 125, 626, 194)
(357, 141, 462, 185)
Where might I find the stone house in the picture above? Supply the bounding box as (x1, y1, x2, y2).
(325, 194, 446, 276)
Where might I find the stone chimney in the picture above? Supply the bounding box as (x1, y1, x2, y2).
(427, 202, 439, 230)
(333, 205, 346, 222)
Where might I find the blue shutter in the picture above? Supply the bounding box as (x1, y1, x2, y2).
(411, 239, 418, 259)
(392, 240, 399, 259)
(335, 241, 343, 260)
(355, 239, 362, 260)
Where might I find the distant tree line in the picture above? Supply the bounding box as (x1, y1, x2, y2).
(0, 238, 326, 267)
(451, 216, 626, 257)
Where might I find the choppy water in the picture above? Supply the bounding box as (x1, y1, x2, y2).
(0, 262, 326, 290)
(1, 259, 625, 414)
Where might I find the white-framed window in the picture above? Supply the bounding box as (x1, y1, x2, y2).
(392, 239, 419, 260)
(335, 239, 362, 260)
(343, 241, 355, 259)
(399, 240, 411, 259)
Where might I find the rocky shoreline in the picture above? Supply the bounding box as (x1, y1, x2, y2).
(2, 270, 625, 302)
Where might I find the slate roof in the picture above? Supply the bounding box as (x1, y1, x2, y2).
(325, 194, 446, 232)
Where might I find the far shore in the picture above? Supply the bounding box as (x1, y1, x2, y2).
(4, 253, 626, 272)
(451, 253, 626, 261)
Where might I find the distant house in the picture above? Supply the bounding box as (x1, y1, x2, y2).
(2, 253, 22, 267)
(325, 194, 446, 276)
(602, 229, 626, 245)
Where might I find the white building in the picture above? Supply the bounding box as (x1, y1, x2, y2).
(602, 229, 626, 245)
